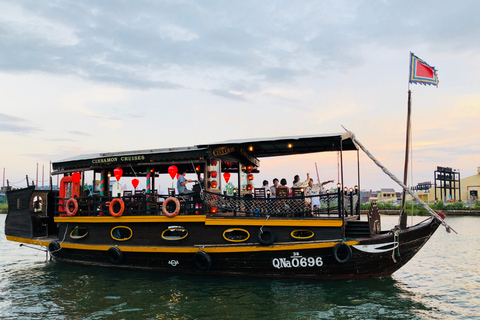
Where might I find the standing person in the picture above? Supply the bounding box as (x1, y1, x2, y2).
(270, 178, 279, 198)
(293, 173, 310, 188)
(177, 170, 196, 197)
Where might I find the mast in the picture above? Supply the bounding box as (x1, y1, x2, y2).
(399, 89, 412, 229)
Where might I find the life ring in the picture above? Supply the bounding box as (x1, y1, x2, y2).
(107, 246, 124, 264)
(48, 241, 61, 256)
(109, 198, 125, 217)
(333, 242, 352, 263)
(258, 227, 275, 246)
(66, 198, 78, 216)
(194, 251, 212, 270)
(162, 197, 180, 217)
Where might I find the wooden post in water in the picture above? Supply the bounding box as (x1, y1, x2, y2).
(399, 89, 412, 229)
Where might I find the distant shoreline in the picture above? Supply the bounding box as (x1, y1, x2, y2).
(361, 210, 480, 217)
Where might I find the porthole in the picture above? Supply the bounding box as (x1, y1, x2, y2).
(223, 228, 250, 242)
(111, 226, 133, 241)
(70, 226, 88, 239)
(290, 229, 314, 240)
(162, 226, 188, 241)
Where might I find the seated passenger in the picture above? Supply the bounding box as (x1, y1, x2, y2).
(177, 170, 196, 197)
(270, 178, 279, 198)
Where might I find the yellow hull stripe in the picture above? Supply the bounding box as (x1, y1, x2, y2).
(6, 235, 358, 253)
(54, 215, 343, 227)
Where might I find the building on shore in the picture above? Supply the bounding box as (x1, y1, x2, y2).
(406, 166, 480, 204)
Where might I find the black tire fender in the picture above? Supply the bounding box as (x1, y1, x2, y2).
(258, 228, 275, 246)
(194, 251, 212, 270)
(333, 242, 352, 263)
(107, 246, 124, 264)
(48, 241, 61, 256)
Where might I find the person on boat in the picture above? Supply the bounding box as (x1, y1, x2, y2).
(177, 170, 196, 197)
(293, 173, 310, 188)
(262, 180, 269, 192)
(305, 178, 334, 210)
(270, 178, 279, 198)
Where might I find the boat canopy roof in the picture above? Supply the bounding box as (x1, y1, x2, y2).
(52, 132, 357, 174)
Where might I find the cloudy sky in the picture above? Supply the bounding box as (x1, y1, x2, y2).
(1, 0, 479, 191)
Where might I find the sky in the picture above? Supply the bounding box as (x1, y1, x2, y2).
(1, 0, 480, 192)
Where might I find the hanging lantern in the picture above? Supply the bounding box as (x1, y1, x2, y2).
(210, 180, 218, 189)
(247, 165, 253, 172)
(72, 172, 81, 183)
(223, 172, 231, 183)
(210, 207, 218, 214)
(247, 173, 254, 181)
(113, 168, 123, 181)
(168, 165, 178, 179)
(210, 170, 218, 178)
(210, 159, 218, 166)
(132, 178, 139, 189)
(247, 183, 253, 191)
(196, 165, 201, 172)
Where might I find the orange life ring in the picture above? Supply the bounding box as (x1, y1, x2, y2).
(162, 197, 180, 217)
(66, 198, 78, 216)
(109, 198, 125, 217)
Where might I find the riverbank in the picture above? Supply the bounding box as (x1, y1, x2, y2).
(361, 209, 480, 216)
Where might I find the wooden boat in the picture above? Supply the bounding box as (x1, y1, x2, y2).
(4, 132, 449, 279)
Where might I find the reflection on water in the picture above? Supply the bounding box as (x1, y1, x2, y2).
(1, 216, 479, 319)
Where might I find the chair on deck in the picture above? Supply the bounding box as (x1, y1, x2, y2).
(276, 187, 289, 198)
(168, 188, 176, 197)
(254, 188, 266, 198)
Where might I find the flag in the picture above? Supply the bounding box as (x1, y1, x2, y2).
(409, 52, 438, 87)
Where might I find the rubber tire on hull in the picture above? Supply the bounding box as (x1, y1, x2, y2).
(333, 242, 352, 263)
(108, 246, 124, 264)
(257, 228, 275, 246)
(194, 251, 212, 271)
(48, 241, 61, 256)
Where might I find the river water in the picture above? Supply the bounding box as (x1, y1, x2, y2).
(1, 215, 479, 320)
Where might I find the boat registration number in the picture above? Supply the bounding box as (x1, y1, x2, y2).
(272, 252, 323, 269)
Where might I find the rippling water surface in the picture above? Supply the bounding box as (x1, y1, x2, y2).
(1, 216, 479, 319)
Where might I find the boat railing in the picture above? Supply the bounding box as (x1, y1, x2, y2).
(53, 189, 359, 218)
(201, 190, 352, 218)
(54, 192, 204, 217)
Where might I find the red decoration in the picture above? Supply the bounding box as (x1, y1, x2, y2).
(210, 207, 218, 214)
(72, 172, 81, 183)
(247, 165, 253, 172)
(247, 183, 253, 191)
(168, 165, 178, 179)
(210, 159, 218, 166)
(247, 173, 254, 181)
(132, 178, 139, 189)
(210, 180, 218, 189)
(196, 165, 201, 172)
(210, 171, 217, 178)
(223, 172, 231, 183)
(113, 168, 123, 181)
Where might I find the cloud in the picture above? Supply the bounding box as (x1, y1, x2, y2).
(0, 112, 40, 134)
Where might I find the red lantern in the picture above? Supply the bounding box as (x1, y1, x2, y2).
(247, 165, 253, 172)
(196, 165, 201, 172)
(132, 178, 139, 189)
(72, 172, 81, 183)
(210, 159, 218, 166)
(168, 165, 178, 179)
(247, 183, 253, 191)
(210, 207, 218, 214)
(247, 173, 254, 181)
(113, 168, 123, 181)
(210, 180, 218, 189)
(210, 171, 217, 178)
(223, 172, 231, 183)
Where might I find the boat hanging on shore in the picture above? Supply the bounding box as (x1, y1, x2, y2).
(4, 132, 449, 279)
